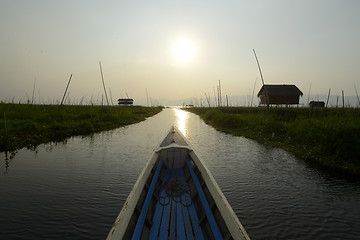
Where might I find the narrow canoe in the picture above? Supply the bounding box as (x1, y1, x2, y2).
(107, 126, 251, 240)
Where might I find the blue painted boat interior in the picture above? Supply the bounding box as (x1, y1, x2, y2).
(132, 157, 223, 240)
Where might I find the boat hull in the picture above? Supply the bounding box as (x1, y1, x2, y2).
(107, 126, 250, 240)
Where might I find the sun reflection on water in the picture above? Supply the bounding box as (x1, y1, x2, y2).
(173, 108, 188, 136)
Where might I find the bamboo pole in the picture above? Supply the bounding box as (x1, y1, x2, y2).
(342, 90, 345, 108)
(99, 61, 110, 106)
(59, 74, 73, 109)
(218, 80, 222, 107)
(25, 92, 30, 104)
(31, 79, 36, 104)
(205, 92, 211, 107)
(64, 91, 71, 105)
(307, 83, 311, 106)
(79, 96, 84, 106)
(109, 88, 114, 105)
(354, 84, 360, 107)
(213, 88, 217, 107)
(146, 88, 149, 107)
(250, 77, 257, 107)
(326, 88, 331, 108)
(253, 49, 265, 86)
(38, 89, 41, 105)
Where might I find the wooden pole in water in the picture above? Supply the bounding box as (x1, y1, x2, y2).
(31, 79, 36, 104)
(79, 96, 84, 106)
(354, 84, 360, 107)
(109, 88, 114, 105)
(218, 80, 222, 107)
(25, 92, 30, 104)
(213, 88, 217, 107)
(99, 61, 110, 106)
(64, 91, 71, 105)
(146, 88, 149, 107)
(59, 74, 73, 109)
(307, 83, 312, 106)
(250, 77, 257, 107)
(326, 88, 331, 108)
(253, 49, 265, 86)
(205, 92, 211, 107)
(342, 90, 345, 108)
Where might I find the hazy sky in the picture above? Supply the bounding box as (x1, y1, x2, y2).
(1, 0, 359, 105)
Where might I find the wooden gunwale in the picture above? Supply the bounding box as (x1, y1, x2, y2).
(107, 126, 251, 240)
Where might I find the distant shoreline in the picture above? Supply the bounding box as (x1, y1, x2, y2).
(185, 107, 360, 176)
(0, 103, 163, 152)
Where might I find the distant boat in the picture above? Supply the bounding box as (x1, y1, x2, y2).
(107, 126, 251, 240)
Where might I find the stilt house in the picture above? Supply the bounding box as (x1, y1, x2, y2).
(309, 101, 325, 108)
(118, 98, 134, 106)
(257, 84, 303, 106)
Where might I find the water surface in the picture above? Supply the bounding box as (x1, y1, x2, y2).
(1, 108, 359, 239)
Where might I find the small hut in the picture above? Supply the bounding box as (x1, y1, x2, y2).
(257, 84, 303, 106)
(118, 98, 134, 106)
(309, 101, 325, 108)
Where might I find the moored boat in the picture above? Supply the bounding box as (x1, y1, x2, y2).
(107, 126, 251, 240)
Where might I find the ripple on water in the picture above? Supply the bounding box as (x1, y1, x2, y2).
(1, 108, 360, 240)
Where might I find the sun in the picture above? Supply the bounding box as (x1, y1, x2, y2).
(171, 39, 196, 63)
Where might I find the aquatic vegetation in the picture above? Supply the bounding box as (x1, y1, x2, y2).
(186, 107, 360, 175)
(0, 103, 163, 152)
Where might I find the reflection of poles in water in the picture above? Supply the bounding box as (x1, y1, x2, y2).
(3, 112, 7, 135)
(4, 151, 16, 174)
(4, 151, 9, 174)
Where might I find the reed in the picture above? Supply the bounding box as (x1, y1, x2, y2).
(0, 103, 163, 152)
(185, 107, 360, 175)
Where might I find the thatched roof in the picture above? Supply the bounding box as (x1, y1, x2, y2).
(257, 84, 303, 97)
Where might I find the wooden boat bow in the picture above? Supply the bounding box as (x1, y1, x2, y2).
(107, 125, 251, 240)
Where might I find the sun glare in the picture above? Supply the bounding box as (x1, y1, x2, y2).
(174, 108, 188, 136)
(172, 39, 196, 63)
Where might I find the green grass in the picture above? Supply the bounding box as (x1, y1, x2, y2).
(0, 103, 163, 151)
(185, 107, 360, 175)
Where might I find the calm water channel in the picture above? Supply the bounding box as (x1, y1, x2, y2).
(1, 108, 360, 240)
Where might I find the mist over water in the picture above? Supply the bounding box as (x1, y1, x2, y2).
(1, 108, 359, 240)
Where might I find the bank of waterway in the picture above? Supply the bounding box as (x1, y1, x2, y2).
(0, 103, 162, 152)
(1, 108, 359, 240)
(185, 107, 360, 175)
